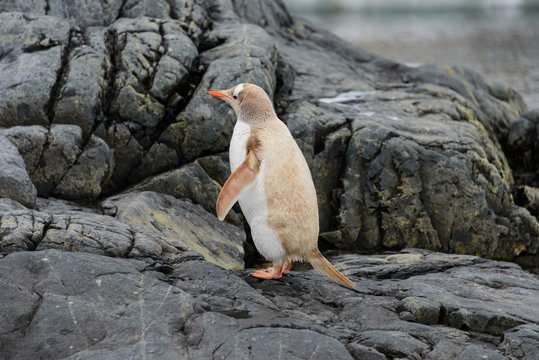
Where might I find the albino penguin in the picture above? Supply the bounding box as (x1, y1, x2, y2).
(207, 83, 355, 287)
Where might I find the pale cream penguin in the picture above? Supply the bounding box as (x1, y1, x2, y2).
(207, 83, 354, 287)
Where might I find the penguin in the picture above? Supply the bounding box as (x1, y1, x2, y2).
(206, 83, 355, 287)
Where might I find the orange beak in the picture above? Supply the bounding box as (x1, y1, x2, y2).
(206, 90, 229, 98)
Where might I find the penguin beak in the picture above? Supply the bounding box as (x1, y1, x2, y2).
(206, 90, 230, 98)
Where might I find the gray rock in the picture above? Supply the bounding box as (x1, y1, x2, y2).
(0, 12, 70, 127)
(9, 124, 114, 200)
(132, 154, 244, 226)
(456, 345, 506, 360)
(164, 22, 279, 161)
(1, 247, 538, 360)
(397, 297, 441, 325)
(0, 198, 27, 212)
(1, 125, 48, 173)
(54, 26, 110, 138)
(0, 209, 51, 251)
(499, 324, 539, 360)
(102, 123, 145, 193)
(0, 250, 196, 360)
(53, 135, 113, 200)
(516, 185, 539, 217)
(347, 342, 388, 360)
(103, 191, 245, 270)
(356, 330, 430, 360)
(0, 135, 37, 208)
(37, 211, 133, 257)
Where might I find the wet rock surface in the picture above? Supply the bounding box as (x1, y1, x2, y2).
(1, 0, 539, 359)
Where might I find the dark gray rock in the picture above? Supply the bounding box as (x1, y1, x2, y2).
(0, 12, 70, 128)
(0, 208, 51, 251)
(185, 312, 353, 360)
(1, 247, 538, 360)
(499, 324, 539, 360)
(2, 1, 536, 267)
(356, 330, 430, 359)
(54, 26, 110, 138)
(1, 125, 49, 173)
(397, 297, 441, 326)
(53, 135, 113, 200)
(0, 135, 37, 208)
(6, 124, 113, 200)
(162, 21, 279, 162)
(0, 250, 196, 360)
(456, 345, 507, 360)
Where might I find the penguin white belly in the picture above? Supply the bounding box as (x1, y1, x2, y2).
(229, 121, 286, 264)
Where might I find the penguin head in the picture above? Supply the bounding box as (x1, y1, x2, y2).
(206, 83, 276, 123)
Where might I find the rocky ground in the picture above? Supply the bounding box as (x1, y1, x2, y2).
(0, 0, 538, 359)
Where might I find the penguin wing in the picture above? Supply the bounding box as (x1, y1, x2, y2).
(216, 151, 260, 220)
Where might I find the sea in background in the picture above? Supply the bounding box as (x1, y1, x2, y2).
(283, 0, 539, 109)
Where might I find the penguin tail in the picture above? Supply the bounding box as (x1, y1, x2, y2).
(308, 250, 355, 288)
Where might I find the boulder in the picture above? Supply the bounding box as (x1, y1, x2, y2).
(2, 124, 113, 200)
(0, 12, 70, 127)
(102, 191, 245, 270)
(0, 135, 37, 208)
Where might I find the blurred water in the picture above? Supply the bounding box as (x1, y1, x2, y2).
(283, 0, 539, 109)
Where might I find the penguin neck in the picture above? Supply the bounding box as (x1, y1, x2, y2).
(237, 101, 278, 126)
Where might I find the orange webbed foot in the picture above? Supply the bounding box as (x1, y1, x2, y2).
(251, 265, 283, 280)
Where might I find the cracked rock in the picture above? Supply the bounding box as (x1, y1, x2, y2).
(0, 135, 37, 208)
(103, 191, 246, 270)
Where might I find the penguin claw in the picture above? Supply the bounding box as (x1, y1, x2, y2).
(251, 266, 283, 279)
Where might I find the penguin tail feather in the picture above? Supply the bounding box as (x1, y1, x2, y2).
(308, 250, 355, 288)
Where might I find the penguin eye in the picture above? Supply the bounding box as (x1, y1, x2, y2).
(233, 95, 238, 99)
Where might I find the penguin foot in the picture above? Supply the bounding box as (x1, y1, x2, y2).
(282, 260, 293, 274)
(251, 265, 283, 279)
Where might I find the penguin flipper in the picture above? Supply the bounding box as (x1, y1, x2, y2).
(216, 151, 260, 220)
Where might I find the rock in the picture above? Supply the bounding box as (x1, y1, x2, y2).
(0, 135, 37, 208)
(132, 154, 244, 226)
(347, 342, 388, 360)
(506, 108, 539, 186)
(1, 1, 536, 266)
(0, 250, 196, 359)
(356, 330, 430, 359)
(54, 26, 110, 138)
(456, 345, 507, 360)
(1, 125, 49, 173)
(0, 198, 28, 212)
(397, 297, 441, 325)
(185, 312, 354, 360)
(516, 185, 539, 217)
(1, 248, 538, 359)
(499, 324, 539, 360)
(0, 12, 70, 127)
(53, 135, 113, 200)
(7, 124, 113, 200)
(164, 22, 279, 162)
(37, 211, 133, 257)
(102, 191, 245, 270)
(102, 123, 145, 192)
(0, 208, 51, 251)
